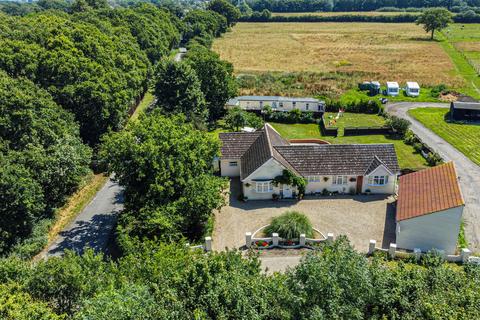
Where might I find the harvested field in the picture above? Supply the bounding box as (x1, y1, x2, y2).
(213, 23, 464, 91)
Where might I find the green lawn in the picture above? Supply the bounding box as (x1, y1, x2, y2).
(323, 112, 386, 128)
(269, 122, 427, 170)
(408, 107, 480, 166)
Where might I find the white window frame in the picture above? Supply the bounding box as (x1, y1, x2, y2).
(307, 176, 321, 182)
(332, 176, 348, 185)
(368, 175, 389, 186)
(228, 161, 238, 167)
(255, 181, 273, 193)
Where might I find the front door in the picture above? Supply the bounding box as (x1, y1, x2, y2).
(283, 185, 293, 198)
(356, 176, 363, 194)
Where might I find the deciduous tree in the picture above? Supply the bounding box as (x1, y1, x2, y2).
(416, 7, 453, 40)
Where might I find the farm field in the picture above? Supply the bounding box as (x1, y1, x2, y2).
(271, 11, 421, 17)
(269, 122, 427, 169)
(213, 22, 463, 97)
(441, 24, 480, 99)
(408, 107, 480, 166)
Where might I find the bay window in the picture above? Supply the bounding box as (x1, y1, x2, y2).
(255, 181, 273, 193)
(368, 175, 389, 186)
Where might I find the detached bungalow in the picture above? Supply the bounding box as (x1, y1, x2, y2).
(450, 101, 480, 121)
(219, 124, 400, 200)
(396, 162, 464, 254)
(226, 96, 325, 114)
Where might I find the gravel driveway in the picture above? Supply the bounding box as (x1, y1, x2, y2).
(212, 179, 396, 253)
(387, 102, 480, 251)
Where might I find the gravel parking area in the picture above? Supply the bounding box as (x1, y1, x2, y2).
(212, 179, 396, 253)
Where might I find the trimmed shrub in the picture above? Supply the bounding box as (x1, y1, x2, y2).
(265, 211, 313, 239)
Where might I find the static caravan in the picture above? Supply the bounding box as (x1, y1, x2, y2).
(386, 82, 399, 96)
(405, 82, 420, 97)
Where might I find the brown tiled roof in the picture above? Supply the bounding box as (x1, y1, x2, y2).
(364, 156, 392, 175)
(274, 144, 399, 176)
(220, 125, 400, 181)
(219, 131, 262, 159)
(240, 124, 297, 180)
(396, 162, 464, 221)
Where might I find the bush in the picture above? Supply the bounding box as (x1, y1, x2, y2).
(386, 115, 410, 137)
(265, 211, 313, 239)
(403, 129, 419, 145)
(325, 98, 383, 114)
(264, 109, 317, 124)
(430, 84, 448, 98)
(426, 152, 443, 166)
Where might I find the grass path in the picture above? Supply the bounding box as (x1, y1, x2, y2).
(438, 32, 480, 99)
(408, 107, 480, 166)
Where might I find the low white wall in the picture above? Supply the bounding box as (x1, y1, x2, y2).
(396, 206, 463, 255)
(220, 159, 240, 177)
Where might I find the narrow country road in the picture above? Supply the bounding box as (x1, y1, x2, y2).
(42, 177, 124, 258)
(387, 102, 480, 251)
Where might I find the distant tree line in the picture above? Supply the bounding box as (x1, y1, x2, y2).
(240, 0, 480, 12)
(240, 8, 480, 22)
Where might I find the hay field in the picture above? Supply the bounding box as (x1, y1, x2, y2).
(213, 23, 463, 89)
(271, 11, 420, 17)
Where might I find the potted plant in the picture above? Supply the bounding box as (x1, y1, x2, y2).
(323, 176, 330, 182)
(272, 193, 279, 201)
(365, 189, 371, 195)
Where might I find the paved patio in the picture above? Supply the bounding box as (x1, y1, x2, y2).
(212, 179, 396, 253)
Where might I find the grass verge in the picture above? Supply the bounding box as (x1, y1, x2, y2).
(408, 107, 480, 166)
(130, 91, 155, 122)
(437, 32, 480, 99)
(33, 173, 108, 260)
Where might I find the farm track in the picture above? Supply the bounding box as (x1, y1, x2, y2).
(388, 102, 480, 251)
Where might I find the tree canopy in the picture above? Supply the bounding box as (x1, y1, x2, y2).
(416, 7, 454, 39)
(152, 61, 207, 122)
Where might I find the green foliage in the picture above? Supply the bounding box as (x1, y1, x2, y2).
(265, 211, 314, 239)
(207, 0, 241, 27)
(0, 72, 91, 255)
(153, 60, 207, 122)
(273, 169, 307, 197)
(0, 283, 62, 320)
(386, 115, 411, 137)
(185, 44, 237, 122)
(183, 9, 228, 45)
(0, 158, 45, 254)
(74, 285, 166, 320)
(224, 107, 264, 131)
(426, 151, 443, 166)
(27, 250, 117, 316)
(416, 7, 453, 39)
(101, 113, 225, 242)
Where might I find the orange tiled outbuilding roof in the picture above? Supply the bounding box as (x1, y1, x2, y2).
(397, 162, 464, 221)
